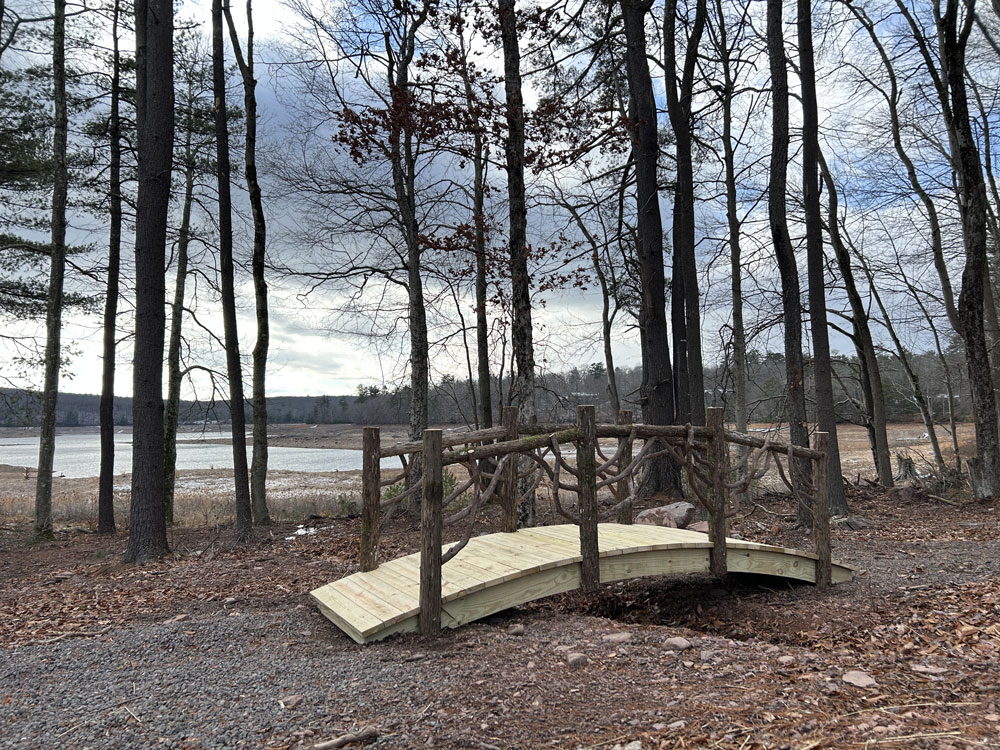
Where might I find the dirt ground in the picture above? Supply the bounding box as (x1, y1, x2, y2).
(1, 423, 998, 748)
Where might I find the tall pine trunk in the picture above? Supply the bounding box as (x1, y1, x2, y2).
(798, 0, 847, 518)
(97, 0, 122, 535)
(499, 0, 537, 524)
(125, 0, 173, 563)
(33, 0, 68, 542)
(622, 0, 680, 496)
(663, 0, 707, 425)
(766, 0, 810, 497)
(212, 0, 253, 541)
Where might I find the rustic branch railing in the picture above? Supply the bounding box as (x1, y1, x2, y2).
(359, 405, 834, 634)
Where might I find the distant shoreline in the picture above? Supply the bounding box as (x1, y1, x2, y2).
(0, 423, 413, 451)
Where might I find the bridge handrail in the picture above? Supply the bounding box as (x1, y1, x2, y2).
(358, 406, 833, 635)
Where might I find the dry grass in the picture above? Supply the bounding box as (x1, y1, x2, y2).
(0, 467, 364, 528)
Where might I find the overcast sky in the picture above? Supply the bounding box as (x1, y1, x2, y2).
(5, 0, 864, 400)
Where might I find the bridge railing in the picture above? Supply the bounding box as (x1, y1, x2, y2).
(359, 406, 833, 635)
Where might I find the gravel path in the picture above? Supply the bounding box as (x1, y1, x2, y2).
(3, 487, 1000, 749)
(2, 607, 423, 749)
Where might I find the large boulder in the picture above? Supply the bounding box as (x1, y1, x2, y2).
(635, 507, 677, 528)
(636, 501, 697, 529)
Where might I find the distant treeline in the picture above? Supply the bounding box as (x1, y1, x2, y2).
(2, 346, 970, 429)
(0, 389, 360, 428)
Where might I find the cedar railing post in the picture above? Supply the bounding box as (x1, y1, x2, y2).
(360, 426, 381, 572)
(577, 405, 600, 591)
(707, 407, 728, 576)
(419, 429, 443, 635)
(500, 405, 519, 532)
(811, 431, 832, 589)
(616, 410, 633, 525)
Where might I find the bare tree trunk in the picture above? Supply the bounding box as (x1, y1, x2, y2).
(857, 252, 947, 475)
(798, 0, 847, 518)
(456, 29, 492, 430)
(563, 202, 621, 415)
(381, 6, 432, 507)
(224, 0, 270, 525)
(163, 133, 194, 526)
(212, 0, 253, 542)
(622, 0, 680, 496)
(663, 0, 707, 425)
(982, 269, 1000, 426)
(819, 151, 892, 487)
(595, 249, 620, 416)
(941, 0, 1000, 499)
(910, 280, 959, 473)
(766, 0, 810, 498)
(97, 0, 122, 536)
(125, 0, 173, 564)
(33, 0, 68, 543)
(499, 0, 537, 524)
(714, 0, 746, 437)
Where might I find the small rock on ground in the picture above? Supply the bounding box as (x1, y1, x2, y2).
(663, 636, 692, 651)
(842, 670, 877, 688)
(602, 632, 632, 644)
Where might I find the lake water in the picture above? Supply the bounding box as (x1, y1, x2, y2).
(0, 431, 394, 478)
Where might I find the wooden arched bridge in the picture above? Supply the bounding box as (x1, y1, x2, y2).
(312, 523, 853, 644)
(311, 407, 855, 644)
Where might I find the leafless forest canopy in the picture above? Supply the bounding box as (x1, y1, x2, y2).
(3, 0, 1000, 547)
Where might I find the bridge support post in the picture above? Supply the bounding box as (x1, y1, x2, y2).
(500, 406, 519, 532)
(707, 407, 728, 576)
(360, 427, 381, 572)
(577, 405, 600, 591)
(419, 429, 443, 635)
(616, 410, 634, 525)
(811, 431, 832, 589)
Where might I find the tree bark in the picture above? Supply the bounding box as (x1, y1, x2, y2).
(393, 12, 429, 456)
(224, 0, 270, 525)
(499, 0, 537, 524)
(714, 0, 747, 438)
(33, 0, 68, 543)
(663, 0, 707, 425)
(621, 0, 680, 496)
(766, 0, 810, 496)
(941, 0, 1000, 499)
(163, 128, 195, 526)
(125, 0, 173, 564)
(97, 0, 122, 536)
(818, 151, 893, 487)
(212, 0, 253, 541)
(798, 0, 847, 518)
(456, 28, 493, 430)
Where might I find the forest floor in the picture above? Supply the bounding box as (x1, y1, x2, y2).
(2, 466, 1000, 749)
